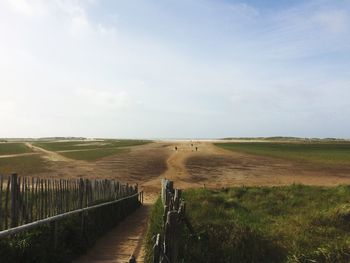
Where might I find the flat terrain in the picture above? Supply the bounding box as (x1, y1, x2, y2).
(0, 142, 32, 155)
(2, 140, 350, 189)
(33, 140, 150, 161)
(2, 140, 350, 262)
(217, 142, 350, 165)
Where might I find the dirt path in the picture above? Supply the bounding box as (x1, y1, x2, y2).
(25, 142, 71, 162)
(73, 202, 152, 263)
(73, 191, 158, 263)
(17, 141, 350, 262)
(73, 142, 199, 263)
(0, 152, 40, 159)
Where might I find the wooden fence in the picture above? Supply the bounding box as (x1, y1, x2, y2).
(152, 179, 195, 263)
(0, 173, 138, 231)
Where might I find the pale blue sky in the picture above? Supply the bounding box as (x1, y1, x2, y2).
(0, 0, 349, 138)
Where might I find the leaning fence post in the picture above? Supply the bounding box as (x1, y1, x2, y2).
(10, 173, 18, 227)
(153, 233, 161, 263)
(164, 210, 179, 263)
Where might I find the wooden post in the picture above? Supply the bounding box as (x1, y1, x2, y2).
(79, 179, 84, 209)
(0, 175, 3, 230)
(10, 173, 18, 227)
(4, 177, 10, 229)
(164, 211, 179, 263)
(30, 177, 34, 222)
(153, 179, 194, 263)
(153, 234, 161, 263)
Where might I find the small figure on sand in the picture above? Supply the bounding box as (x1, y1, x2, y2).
(129, 255, 136, 263)
(175, 146, 178, 151)
(195, 147, 198, 151)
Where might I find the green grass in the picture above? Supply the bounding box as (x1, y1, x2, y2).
(145, 185, 350, 263)
(0, 155, 50, 175)
(186, 186, 350, 262)
(144, 198, 163, 263)
(0, 143, 32, 155)
(32, 140, 150, 161)
(33, 140, 149, 152)
(216, 142, 350, 166)
(60, 148, 127, 161)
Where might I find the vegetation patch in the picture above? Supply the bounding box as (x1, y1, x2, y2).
(0, 155, 50, 175)
(145, 185, 350, 263)
(33, 140, 150, 152)
(60, 148, 127, 161)
(144, 198, 163, 263)
(33, 140, 150, 161)
(216, 142, 350, 166)
(0, 143, 32, 156)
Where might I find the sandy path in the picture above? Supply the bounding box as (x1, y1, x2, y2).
(15, 141, 350, 262)
(25, 142, 72, 162)
(73, 143, 198, 263)
(73, 203, 151, 263)
(73, 191, 158, 263)
(0, 152, 40, 159)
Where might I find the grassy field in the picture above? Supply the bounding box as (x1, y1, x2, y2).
(145, 185, 350, 263)
(216, 142, 350, 166)
(0, 143, 32, 155)
(33, 140, 150, 161)
(0, 155, 50, 175)
(61, 148, 127, 161)
(33, 140, 149, 152)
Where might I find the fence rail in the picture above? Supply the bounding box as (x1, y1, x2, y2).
(0, 191, 142, 238)
(0, 173, 138, 231)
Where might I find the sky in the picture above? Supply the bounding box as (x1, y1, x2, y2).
(0, 0, 349, 139)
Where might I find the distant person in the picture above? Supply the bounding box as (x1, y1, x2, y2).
(195, 147, 198, 151)
(129, 255, 136, 263)
(175, 146, 177, 151)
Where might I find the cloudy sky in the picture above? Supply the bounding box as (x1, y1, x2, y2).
(0, 0, 349, 138)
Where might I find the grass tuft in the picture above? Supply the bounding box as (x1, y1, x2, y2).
(144, 185, 350, 263)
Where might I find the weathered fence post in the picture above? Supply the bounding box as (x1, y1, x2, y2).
(153, 233, 161, 263)
(1, 174, 141, 238)
(164, 211, 179, 263)
(0, 175, 3, 230)
(153, 179, 194, 263)
(10, 173, 18, 227)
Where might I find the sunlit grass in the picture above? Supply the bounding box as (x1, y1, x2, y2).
(216, 142, 350, 166)
(0, 143, 32, 156)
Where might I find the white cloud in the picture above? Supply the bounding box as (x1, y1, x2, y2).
(5, 0, 47, 16)
(76, 89, 135, 110)
(228, 2, 259, 19)
(54, 0, 93, 36)
(312, 10, 349, 33)
(0, 0, 349, 138)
